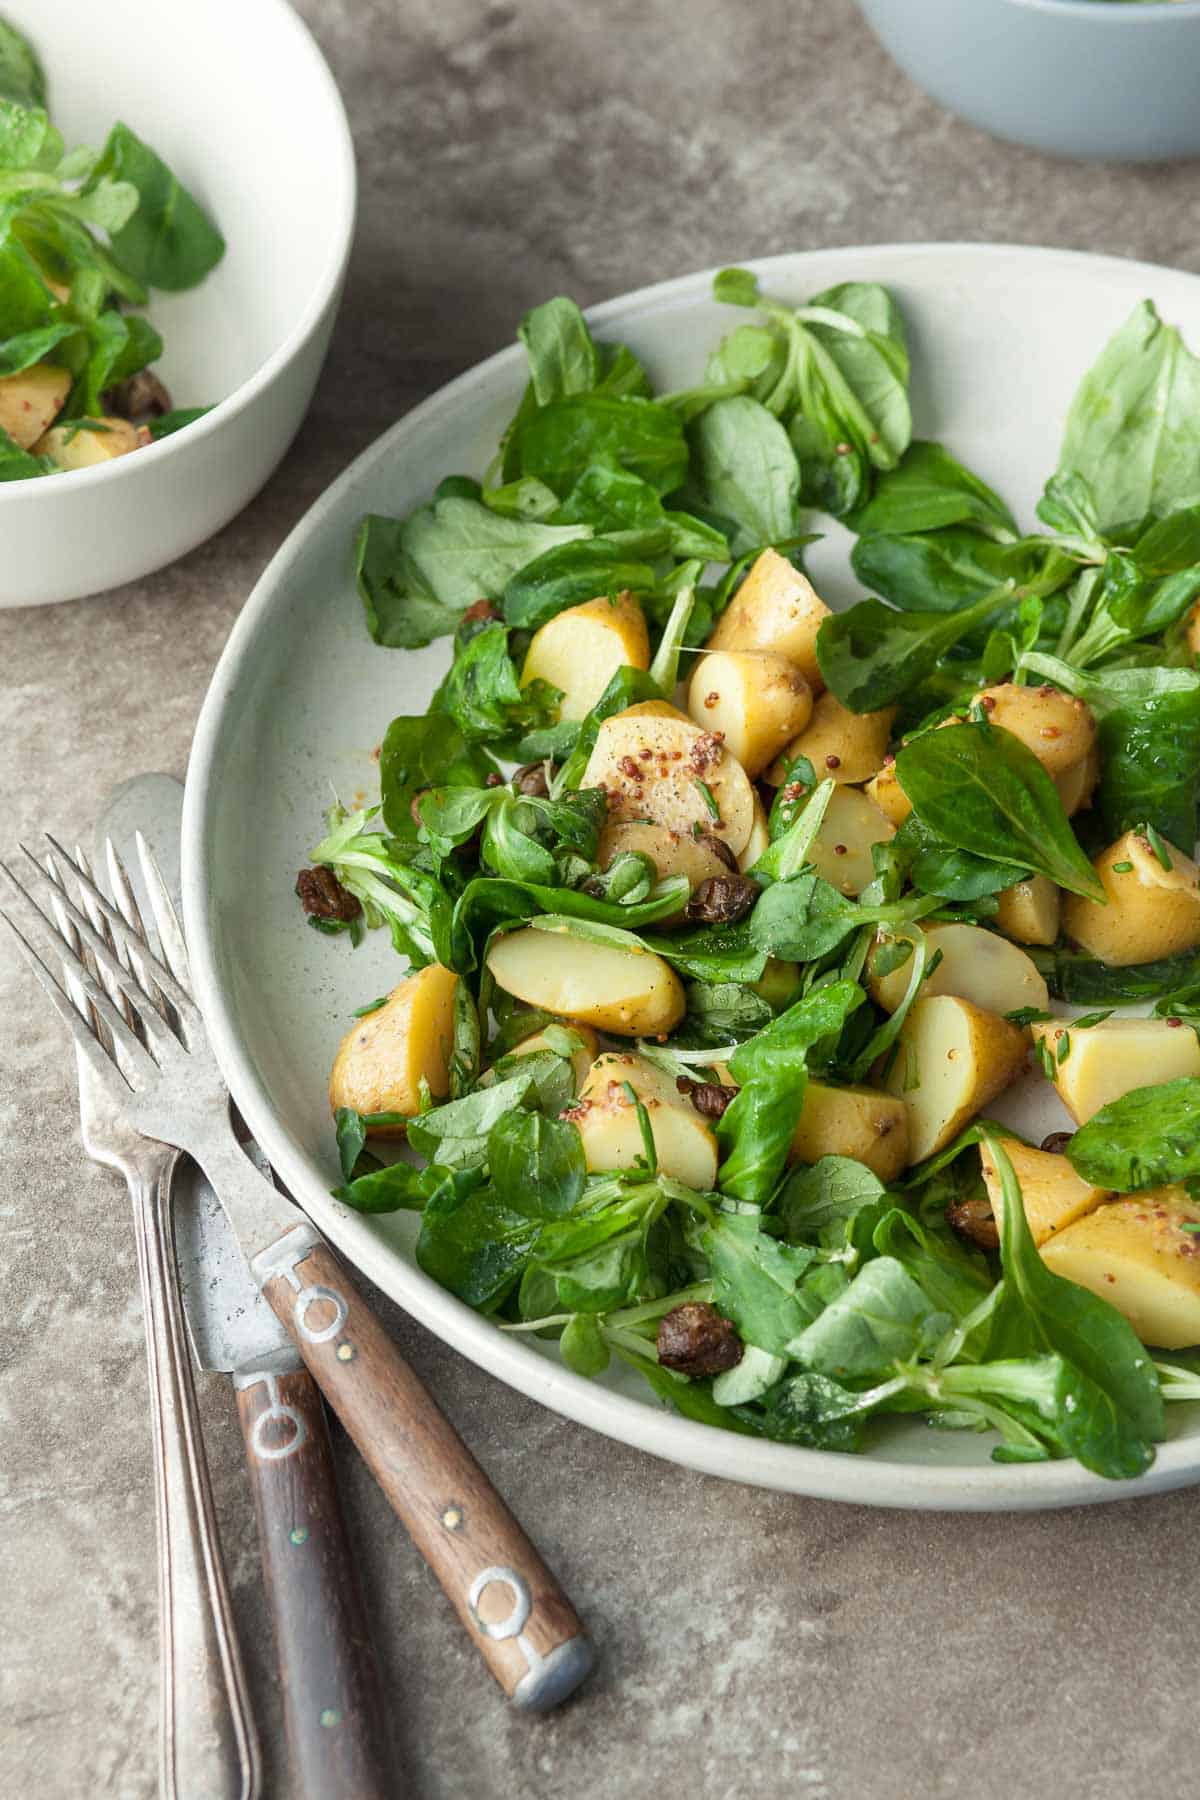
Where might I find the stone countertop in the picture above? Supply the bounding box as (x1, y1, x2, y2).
(4, 2, 1198, 1794)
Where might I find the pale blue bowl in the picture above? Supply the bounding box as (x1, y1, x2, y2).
(856, 0, 1200, 163)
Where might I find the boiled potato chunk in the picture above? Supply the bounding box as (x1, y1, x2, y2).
(864, 759, 912, 827)
(973, 682, 1096, 777)
(0, 363, 70, 450)
(521, 591, 649, 722)
(751, 957, 800, 1012)
(581, 706, 756, 856)
(510, 1022, 599, 1092)
(572, 1052, 718, 1189)
(687, 650, 812, 778)
(979, 1139, 1110, 1248)
(790, 1081, 909, 1182)
(597, 820, 732, 891)
(1041, 1189, 1200, 1349)
(1052, 746, 1100, 819)
(995, 875, 1061, 948)
(1032, 1017, 1200, 1124)
(885, 995, 1028, 1162)
(807, 786, 896, 897)
(36, 415, 141, 470)
(869, 922, 1049, 1017)
(486, 926, 685, 1037)
(737, 794, 770, 874)
(1062, 829, 1200, 967)
(706, 547, 831, 692)
(328, 963, 459, 1134)
(766, 691, 896, 788)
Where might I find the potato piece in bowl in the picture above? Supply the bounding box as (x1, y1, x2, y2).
(508, 1022, 599, 1092)
(995, 876, 1061, 948)
(806, 786, 896, 897)
(973, 682, 1096, 777)
(328, 963, 459, 1134)
(1041, 1189, 1200, 1349)
(1062, 829, 1200, 967)
(885, 995, 1027, 1162)
(521, 591, 649, 721)
(789, 1081, 910, 1182)
(737, 794, 770, 873)
(571, 1052, 719, 1189)
(486, 926, 685, 1037)
(581, 705, 756, 856)
(979, 1138, 1110, 1248)
(706, 547, 831, 692)
(1052, 745, 1100, 819)
(868, 922, 1049, 1017)
(597, 819, 733, 890)
(766, 691, 896, 788)
(36, 415, 142, 470)
(1032, 1017, 1200, 1124)
(864, 758, 912, 827)
(686, 650, 812, 779)
(0, 364, 71, 450)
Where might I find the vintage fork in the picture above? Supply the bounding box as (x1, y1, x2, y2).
(37, 845, 260, 1800)
(5, 833, 593, 1710)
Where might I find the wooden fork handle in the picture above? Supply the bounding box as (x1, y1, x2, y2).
(255, 1232, 593, 1709)
(236, 1359, 390, 1799)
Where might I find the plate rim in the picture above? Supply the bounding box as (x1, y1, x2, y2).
(183, 240, 1200, 1510)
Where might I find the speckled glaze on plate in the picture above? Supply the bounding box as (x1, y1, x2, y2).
(183, 243, 1200, 1510)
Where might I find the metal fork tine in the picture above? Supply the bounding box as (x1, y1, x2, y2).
(72, 844, 139, 1031)
(134, 833, 192, 993)
(104, 839, 178, 1031)
(0, 909, 136, 1101)
(1, 861, 165, 1076)
(38, 833, 195, 1018)
(11, 848, 189, 1059)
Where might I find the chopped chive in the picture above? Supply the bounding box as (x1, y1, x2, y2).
(1037, 1038, 1057, 1080)
(1144, 822, 1174, 871)
(1056, 1031, 1071, 1064)
(692, 778, 720, 821)
(1071, 1009, 1113, 1031)
(1111, 861, 1134, 875)
(622, 1079, 658, 1173)
(1005, 1005, 1051, 1027)
(353, 995, 389, 1017)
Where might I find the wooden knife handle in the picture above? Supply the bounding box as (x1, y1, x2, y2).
(257, 1232, 593, 1709)
(236, 1360, 390, 1800)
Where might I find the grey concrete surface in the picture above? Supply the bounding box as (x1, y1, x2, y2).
(3, 2, 1199, 1794)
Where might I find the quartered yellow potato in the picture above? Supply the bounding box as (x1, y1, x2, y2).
(972, 682, 1097, 776)
(751, 957, 800, 1011)
(521, 591, 649, 721)
(597, 819, 733, 890)
(868, 922, 1049, 1017)
(979, 1138, 1110, 1248)
(580, 704, 757, 856)
(790, 1081, 910, 1182)
(1041, 1189, 1200, 1348)
(737, 793, 770, 873)
(0, 363, 70, 449)
(1062, 829, 1200, 967)
(885, 995, 1028, 1162)
(686, 650, 812, 778)
(508, 1022, 599, 1092)
(864, 759, 912, 827)
(995, 875, 1061, 948)
(571, 1052, 719, 1189)
(486, 926, 685, 1037)
(706, 546, 831, 692)
(1052, 746, 1100, 819)
(35, 415, 142, 470)
(766, 690, 896, 788)
(328, 963, 459, 1133)
(806, 786, 896, 897)
(1032, 1016, 1200, 1124)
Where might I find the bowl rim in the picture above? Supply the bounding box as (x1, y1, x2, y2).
(970, 0, 1200, 20)
(0, 0, 357, 503)
(183, 240, 1200, 1511)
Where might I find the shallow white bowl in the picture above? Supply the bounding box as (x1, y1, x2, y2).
(184, 243, 1200, 1511)
(0, 0, 355, 607)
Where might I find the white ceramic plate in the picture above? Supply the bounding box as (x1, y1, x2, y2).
(184, 244, 1200, 1511)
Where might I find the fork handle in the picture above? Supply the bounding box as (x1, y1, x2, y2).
(132, 1161, 261, 1800)
(236, 1359, 390, 1799)
(257, 1231, 593, 1710)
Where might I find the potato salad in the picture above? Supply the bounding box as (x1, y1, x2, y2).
(297, 273, 1200, 1479)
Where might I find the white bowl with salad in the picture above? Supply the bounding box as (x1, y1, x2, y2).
(185, 243, 1200, 1510)
(0, 1, 355, 607)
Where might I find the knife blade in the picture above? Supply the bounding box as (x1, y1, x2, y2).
(98, 777, 391, 1800)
